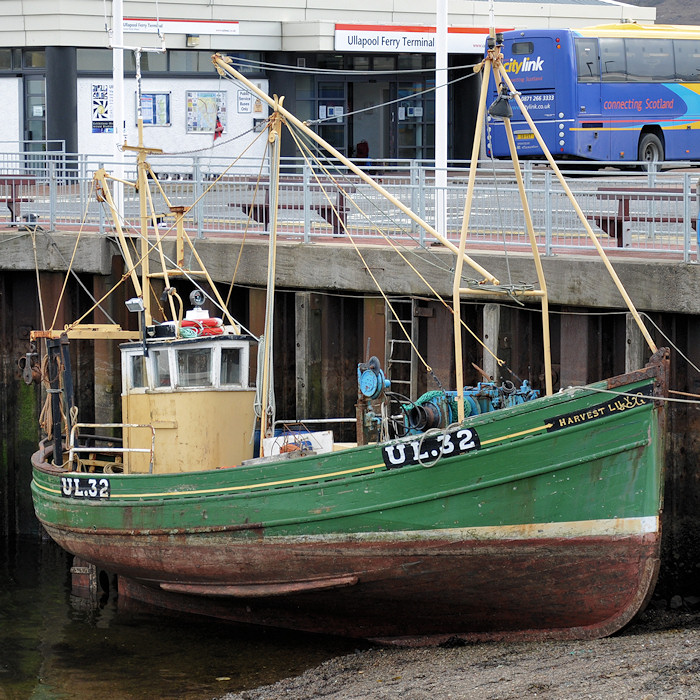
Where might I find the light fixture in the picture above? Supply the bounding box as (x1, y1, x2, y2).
(125, 297, 145, 313)
(186, 34, 200, 48)
(125, 297, 148, 356)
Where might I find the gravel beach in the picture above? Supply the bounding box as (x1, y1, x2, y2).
(220, 608, 700, 699)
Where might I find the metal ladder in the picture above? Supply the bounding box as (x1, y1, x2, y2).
(385, 298, 418, 399)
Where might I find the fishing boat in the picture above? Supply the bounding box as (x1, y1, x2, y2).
(29, 36, 669, 645)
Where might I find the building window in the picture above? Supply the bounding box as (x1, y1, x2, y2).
(124, 50, 168, 73)
(318, 55, 345, 70)
(23, 50, 45, 69)
(169, 51, 213, 72)
(372, 56, 396, 72)
(77, 49, 113, 71)
(0, 50, 13, 70)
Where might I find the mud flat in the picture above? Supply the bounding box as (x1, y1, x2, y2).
(220, 608, 700, 699)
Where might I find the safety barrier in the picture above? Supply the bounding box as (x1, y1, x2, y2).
(1, 152, 698, 260)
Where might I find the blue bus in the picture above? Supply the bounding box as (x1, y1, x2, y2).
(486, 23, 700, 166)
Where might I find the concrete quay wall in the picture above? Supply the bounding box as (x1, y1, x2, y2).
(2, 231, 698, 315)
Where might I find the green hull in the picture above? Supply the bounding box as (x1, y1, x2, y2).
(30, 356, 668, 643)
(34, 374, 663, 535)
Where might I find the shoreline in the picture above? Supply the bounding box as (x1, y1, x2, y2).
(219, 608, 700, 699)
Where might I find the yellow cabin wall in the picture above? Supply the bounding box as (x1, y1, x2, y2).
(121, 389, 256, 473)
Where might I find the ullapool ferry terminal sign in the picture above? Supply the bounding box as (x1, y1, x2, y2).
(335, 24, 509, 53)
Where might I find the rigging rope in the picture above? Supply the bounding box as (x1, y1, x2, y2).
(227, 55, 481, 76)
(30, 227, 46, 331)
(284, 118, 506, 373)
(225, 133, 271, 308)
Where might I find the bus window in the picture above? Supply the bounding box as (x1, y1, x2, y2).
(576, 38, 600, 81)
(600, 38, 627, 81)
(511, 41, 534, 55)
(674, 39, 700, 81)
(627, 38, 674, 82)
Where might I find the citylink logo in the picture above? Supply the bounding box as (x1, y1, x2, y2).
(502, 56, 545, 74)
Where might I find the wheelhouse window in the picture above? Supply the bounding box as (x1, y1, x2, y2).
(220, 347, 242, 386)
(176, 348, 212, 387)
(152, 349, 171, 388)
(123, 340, 251, 392)
(130, 355, 147, 389)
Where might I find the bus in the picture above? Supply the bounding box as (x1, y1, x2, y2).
(486, 23, 700, 166)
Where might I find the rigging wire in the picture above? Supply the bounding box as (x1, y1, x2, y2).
(216, 63, 479, 128)
(45, 178, 119, 329)
(309, 69, 480, 126)
(283, 118, 505, 380)
(93, 174, 259, 339)
(579, 384, 700, 407)
(225, 131, 271, 308)
(227, 55, 481, 76)
(29, 227, 46, 331)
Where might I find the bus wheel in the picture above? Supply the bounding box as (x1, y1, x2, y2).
(638, 133, 664, 170)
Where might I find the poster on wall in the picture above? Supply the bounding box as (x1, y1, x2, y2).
(137, 93, 171, 126)
(186, 91, 226, 133)
(91, 84, 114, 133)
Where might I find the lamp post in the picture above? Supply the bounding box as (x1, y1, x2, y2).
(435, 0, 448, 237)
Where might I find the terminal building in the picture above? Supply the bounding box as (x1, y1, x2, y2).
(0, 1, 655, 163)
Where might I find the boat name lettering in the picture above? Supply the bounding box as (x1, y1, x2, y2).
(382, 428, 480, 469)
(60, 476, 111, 500)
(546, 385, 653, 432)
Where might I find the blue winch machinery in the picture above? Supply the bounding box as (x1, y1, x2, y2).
(357, 356, 539, 437)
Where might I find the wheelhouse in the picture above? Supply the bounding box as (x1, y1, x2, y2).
(120, 335, 258, 473)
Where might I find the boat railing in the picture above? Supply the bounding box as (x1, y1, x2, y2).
(2, 152, 698, 260)
(68, 422, 156, 474)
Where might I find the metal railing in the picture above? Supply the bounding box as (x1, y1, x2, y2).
(1, 151, 698, 260)
(68, 422, 155, 474)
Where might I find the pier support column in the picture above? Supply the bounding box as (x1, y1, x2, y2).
(93, 261, 122, 426)
(625, 312, 647, 372)
(560, 311, 590, 387)
(295, 292, 321, 420)
(362, 297, 385, 368)
(482, 303, 500, 382)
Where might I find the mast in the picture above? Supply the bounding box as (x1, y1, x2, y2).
(259, 103, 284, 450)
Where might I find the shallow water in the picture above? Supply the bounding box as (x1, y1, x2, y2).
(0, 537, 363, 699)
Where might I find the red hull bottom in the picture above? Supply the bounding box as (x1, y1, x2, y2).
(85, 532, 663, 645)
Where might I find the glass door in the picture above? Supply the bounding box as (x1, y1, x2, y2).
(24, 75, 47, 152)
(317, 82, 348, 156)
(396, 80, 435, 161)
